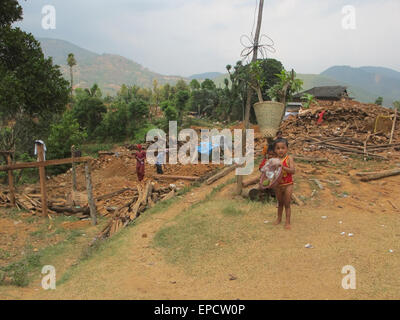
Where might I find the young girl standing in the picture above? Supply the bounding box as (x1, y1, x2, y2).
(273, 138, 296, 229)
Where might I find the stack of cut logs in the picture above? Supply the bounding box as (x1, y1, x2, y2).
(0, 190, 91, 218)
(0, 180, 176, 223)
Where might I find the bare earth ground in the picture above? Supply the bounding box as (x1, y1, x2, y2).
(1, 158, 400, 299)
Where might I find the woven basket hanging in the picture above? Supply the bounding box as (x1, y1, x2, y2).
(253, 101, 285, 138)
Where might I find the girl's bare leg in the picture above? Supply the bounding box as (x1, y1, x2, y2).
(283, 185, 293, 229)
(273, 187, 284, 225)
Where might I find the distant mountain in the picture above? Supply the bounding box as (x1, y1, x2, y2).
(38, 38, 400, 104)
(188, 72, 224, 80)
(38, 38, 186, 95)
(211, 72, 380, 103)
(321, 66, 400, 106)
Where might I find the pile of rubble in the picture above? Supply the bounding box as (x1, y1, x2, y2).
(279, 100, 399, 161)
(0, 145, 222, 219)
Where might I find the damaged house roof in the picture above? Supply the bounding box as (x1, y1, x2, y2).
(294, 86, 351, 101)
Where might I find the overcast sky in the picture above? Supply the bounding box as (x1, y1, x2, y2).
(16, 0, 400, 77)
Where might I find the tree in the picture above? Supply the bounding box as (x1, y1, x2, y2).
(375, 97, 383, 106)
(393, 101, 400, 111)
(71, 96, 106, 137)
(164, 105, 178, 122)
(84, 83, 102, 98)
(268, 69, 303, 104)
(97, 101, 129, 142)
(201, 79, 216, 91)
(174, 90, 190, 119)
(0, 0, 23, 27)
(161, 83, 172, 101)
(47, 111, 87, 160)
(0, 1, 69, 155)
(67, 53, 77, 95)
(0, 27, 69, 120)
(175, 79, 189, 91)
(189, 79, 200, 91)
(226, 58, 283, 123)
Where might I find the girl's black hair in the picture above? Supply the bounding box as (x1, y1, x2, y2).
(273, 138, 289, 150)
(267, 143, 274, 153)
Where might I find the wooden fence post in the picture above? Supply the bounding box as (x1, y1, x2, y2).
(71, 145, 77, 191)
(389, 109, 397, 145)
(6, 154, 15, 207)
(85, 162, 97, 225)
(36, 143, 48, 216)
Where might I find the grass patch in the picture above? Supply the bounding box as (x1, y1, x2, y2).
(153, 197, 273, 271)
(0, 248, 11, 260)
(80, 143, 116, 158)
(222, 204, 244, 216)
(0, 251, 42, 287)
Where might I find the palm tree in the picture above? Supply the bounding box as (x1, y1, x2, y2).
(84, 83, 101, 97)
(67, 53, 77, 95)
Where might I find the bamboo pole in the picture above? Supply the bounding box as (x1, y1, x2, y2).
(85, 162, 97, 226)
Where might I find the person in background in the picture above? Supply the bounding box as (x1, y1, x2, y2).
(135, 144, 146, 182)
(259, 144, 276, 171)
(155, 149, 166, 174)
(275, 130, 283, 140)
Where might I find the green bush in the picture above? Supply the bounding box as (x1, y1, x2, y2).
(47, 111, 87, 160)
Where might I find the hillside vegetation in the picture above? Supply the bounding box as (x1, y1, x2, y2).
(39, 38, 186, 96)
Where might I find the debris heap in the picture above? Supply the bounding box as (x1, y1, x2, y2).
(279, 100, 399, 161)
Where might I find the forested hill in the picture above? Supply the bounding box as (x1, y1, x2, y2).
(38, 38, 186, 96)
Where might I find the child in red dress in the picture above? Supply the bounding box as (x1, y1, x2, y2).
(135, 144, 146, 182)
(272, 138, 296, 229)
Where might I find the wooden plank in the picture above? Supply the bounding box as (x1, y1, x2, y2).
(360, 169, 400, 182)
(85, 162, 97, 226)
(294, 156, 328, 163)
(154, 174, 200, 181)
(95, 188, 135, 202)
(206, 164, 239, 185)
(0, 156, 91, 172)
(355, 171, 382, 177)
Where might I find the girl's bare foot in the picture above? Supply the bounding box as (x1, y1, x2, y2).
(284, 224, 291, 230)
(273, 219, 281, 225)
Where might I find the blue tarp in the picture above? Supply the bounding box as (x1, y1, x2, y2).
(198, 141, 220, 155)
